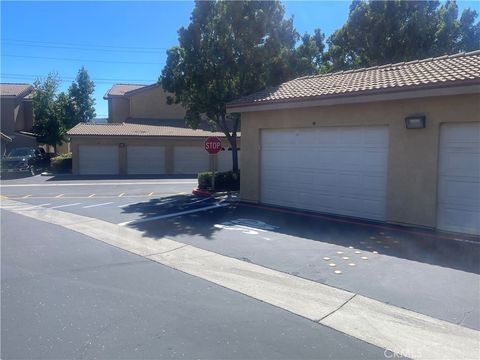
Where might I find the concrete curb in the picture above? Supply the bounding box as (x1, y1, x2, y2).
(192, 188, 213, 197)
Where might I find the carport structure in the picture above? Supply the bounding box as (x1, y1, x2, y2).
(228, 50, 480, 235)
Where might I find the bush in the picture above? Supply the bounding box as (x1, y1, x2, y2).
(50, 152, 72, 173)
(198, 170, 240, 191)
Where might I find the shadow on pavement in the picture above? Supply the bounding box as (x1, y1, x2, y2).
(121, 195, 480, 275)
(45, 174, 197, 181)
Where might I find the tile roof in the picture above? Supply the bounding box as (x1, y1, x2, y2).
(0, 83, 33, 98)
(67, 121, 227, 138)
(228, 50, 480, 109)
(103, 84, 149, 98)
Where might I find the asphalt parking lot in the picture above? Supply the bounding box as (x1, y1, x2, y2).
(2, 174, 479, 333)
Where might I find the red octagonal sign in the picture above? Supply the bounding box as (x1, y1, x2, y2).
(204, 136, 222, 155)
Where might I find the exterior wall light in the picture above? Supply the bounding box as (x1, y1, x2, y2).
(405, 116, 426, 129)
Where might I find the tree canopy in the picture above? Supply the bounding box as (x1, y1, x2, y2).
(160, 0, 322, 172)
(32, 73, 66, 149)
(67, 66, 96, 128)
(326, 0, 480, 71)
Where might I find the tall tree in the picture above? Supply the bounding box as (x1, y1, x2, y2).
(32, 73, 66, 151)
(67, 66, 96, 128)
(160, 0, 303, 173)
(294, 28, 326, 75)
(326, 0, 480, 71)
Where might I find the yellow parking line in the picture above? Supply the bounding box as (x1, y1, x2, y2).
(88, 194, 95, 198)
(55, 194, 64, 198)
(118, 193, 125, 197)
(0, 195, 8, 200)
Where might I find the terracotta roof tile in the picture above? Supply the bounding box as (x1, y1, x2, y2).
(0, 83, 33, 98)
(228, 51, 480, 108)
(67, 121, 227, 138)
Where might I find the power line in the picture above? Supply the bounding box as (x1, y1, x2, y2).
(1, 38, 169, 51)
(1, 73, 155, 82)
(2, 40, 166, 54)
(1, 54, 163, 65)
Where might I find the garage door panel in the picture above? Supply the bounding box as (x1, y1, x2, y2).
(127, 146, 165, 175)
(79, 145, 118, 175)
(174, 147, 209, 174)
(437, 123, 480, 235)
(261, 126, 388, 221)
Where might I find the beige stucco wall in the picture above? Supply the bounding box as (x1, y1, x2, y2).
(1, 97, 37, 151)
(70, 136, 239, 175)
(239, 93, 480, 229)
(129, 86, 186, 119)
(108, 98, 130, 123)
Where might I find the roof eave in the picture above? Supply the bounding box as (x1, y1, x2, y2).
(226, 80, 480, 113)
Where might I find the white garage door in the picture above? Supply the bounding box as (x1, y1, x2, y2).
(127, 146, 165, 175)
(437, 123, 480, 235)
(79, 145, 119, 175)
(261, 126, 389, 221)
(174, 146, 209, 174)
(218, 149, 241, 172)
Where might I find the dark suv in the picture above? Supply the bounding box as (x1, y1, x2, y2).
(1, 147, 49, 177)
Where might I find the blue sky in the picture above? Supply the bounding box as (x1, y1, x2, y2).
(1, 1, 478, 118)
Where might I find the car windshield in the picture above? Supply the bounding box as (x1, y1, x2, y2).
(7, 148, 34, 157)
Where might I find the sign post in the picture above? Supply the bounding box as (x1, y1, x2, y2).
(204, 136, 222, 192)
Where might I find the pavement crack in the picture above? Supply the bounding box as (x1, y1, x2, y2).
(144, 244, 188, 257)
(317, 293, 357, 323)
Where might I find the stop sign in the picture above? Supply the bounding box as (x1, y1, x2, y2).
(204, 136, 222, 155)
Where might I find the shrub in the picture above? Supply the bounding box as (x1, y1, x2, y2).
(50, 152, 72, 173)
(198, 170, 240, 191)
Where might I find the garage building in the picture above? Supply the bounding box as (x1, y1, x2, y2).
(227, 51, 480, 235)
(68, 83, 240, 176)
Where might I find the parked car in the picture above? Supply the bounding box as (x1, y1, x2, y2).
(1, 147, 49, 177)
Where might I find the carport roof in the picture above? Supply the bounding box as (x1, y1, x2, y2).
(227, 50, 480, 110)
(67, 121, 227, 138)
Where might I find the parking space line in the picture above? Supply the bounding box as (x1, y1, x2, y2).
(88, 194, 95, 198)
(50, 203, 82, 209)
(148, 192, 154, 196)
(118, 193, 125, 197)
(118, 202, 140, 208)
(55, 194, 64, 198)
(22, 194, 32, 199)
(82, 202, 114, 209)
(118, 203, 227, 226)
(18, 203, 51, 210)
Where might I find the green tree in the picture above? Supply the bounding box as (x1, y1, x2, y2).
(161, 0, 305, 173)
(67, 66, 96, 128)
(326, 0, 480, 71)
(32, 73, 66, 151)
(294, 29, 326, 75)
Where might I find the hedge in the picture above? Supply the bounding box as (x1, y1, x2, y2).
(198, 170, 240, 191)
(50, 152, 72, 173)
